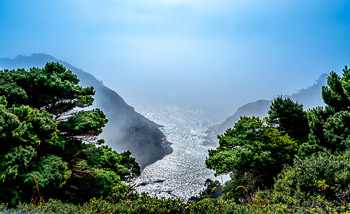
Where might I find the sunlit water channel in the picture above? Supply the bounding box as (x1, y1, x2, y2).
(131, 105, 226, 200)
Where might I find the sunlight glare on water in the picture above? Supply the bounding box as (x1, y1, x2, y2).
(132, 105, 222, 200)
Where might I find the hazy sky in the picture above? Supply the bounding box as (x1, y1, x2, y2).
(1, 0, 350, 116)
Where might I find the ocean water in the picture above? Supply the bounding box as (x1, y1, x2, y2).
(132, 105, 223, 200)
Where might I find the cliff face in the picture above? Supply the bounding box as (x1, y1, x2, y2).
(0, 53, 172, 168)
(205, 74, 328, 146)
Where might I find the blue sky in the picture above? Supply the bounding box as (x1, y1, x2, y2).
(0, 0, 350, 117)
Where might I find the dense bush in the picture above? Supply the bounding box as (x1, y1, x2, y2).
(2, 196, 349, 213)
(268, 96, 309, 143)
(273, 151, 350, 206)
(205, 66, 350, 206)
(2, 64, 350, 213)
(0, 63, 140, 206)
(206, 116, 298, 198)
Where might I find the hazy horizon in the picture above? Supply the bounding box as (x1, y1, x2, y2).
(1, 0, 349, 118)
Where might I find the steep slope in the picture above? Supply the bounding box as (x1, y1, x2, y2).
(0, 53, 172, 168)
(205, 74, 328, 146)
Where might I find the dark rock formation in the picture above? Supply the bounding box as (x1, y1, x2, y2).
(0, 53, 173, 169)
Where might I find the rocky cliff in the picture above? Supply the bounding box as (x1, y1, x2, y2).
(0, 53, 173, 168)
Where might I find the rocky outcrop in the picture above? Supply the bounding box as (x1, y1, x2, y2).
(0, 53, 173, 168)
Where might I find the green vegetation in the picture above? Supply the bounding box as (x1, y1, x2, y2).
(268, 96, 309, 142)
(204, 65, 350, 211)
(1, 64, 350, 213)
(0, 63, 140, 206)
(206, 116, 298, 193)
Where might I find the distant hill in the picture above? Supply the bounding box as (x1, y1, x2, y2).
(0, 53, 172, 168)
(204, 73, 328, 145)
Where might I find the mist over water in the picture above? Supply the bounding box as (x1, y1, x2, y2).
(1, 0, 349, 203)
(131, 104, 226, 200)
(128, 71, 328, 199)
(0, 53, 330, 201)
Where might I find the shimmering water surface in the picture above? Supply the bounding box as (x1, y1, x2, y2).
(132, 105, 223, 200)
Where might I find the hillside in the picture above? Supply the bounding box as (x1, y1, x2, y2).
(0, 53, 172, 168)
(205, 74, 328, 145)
